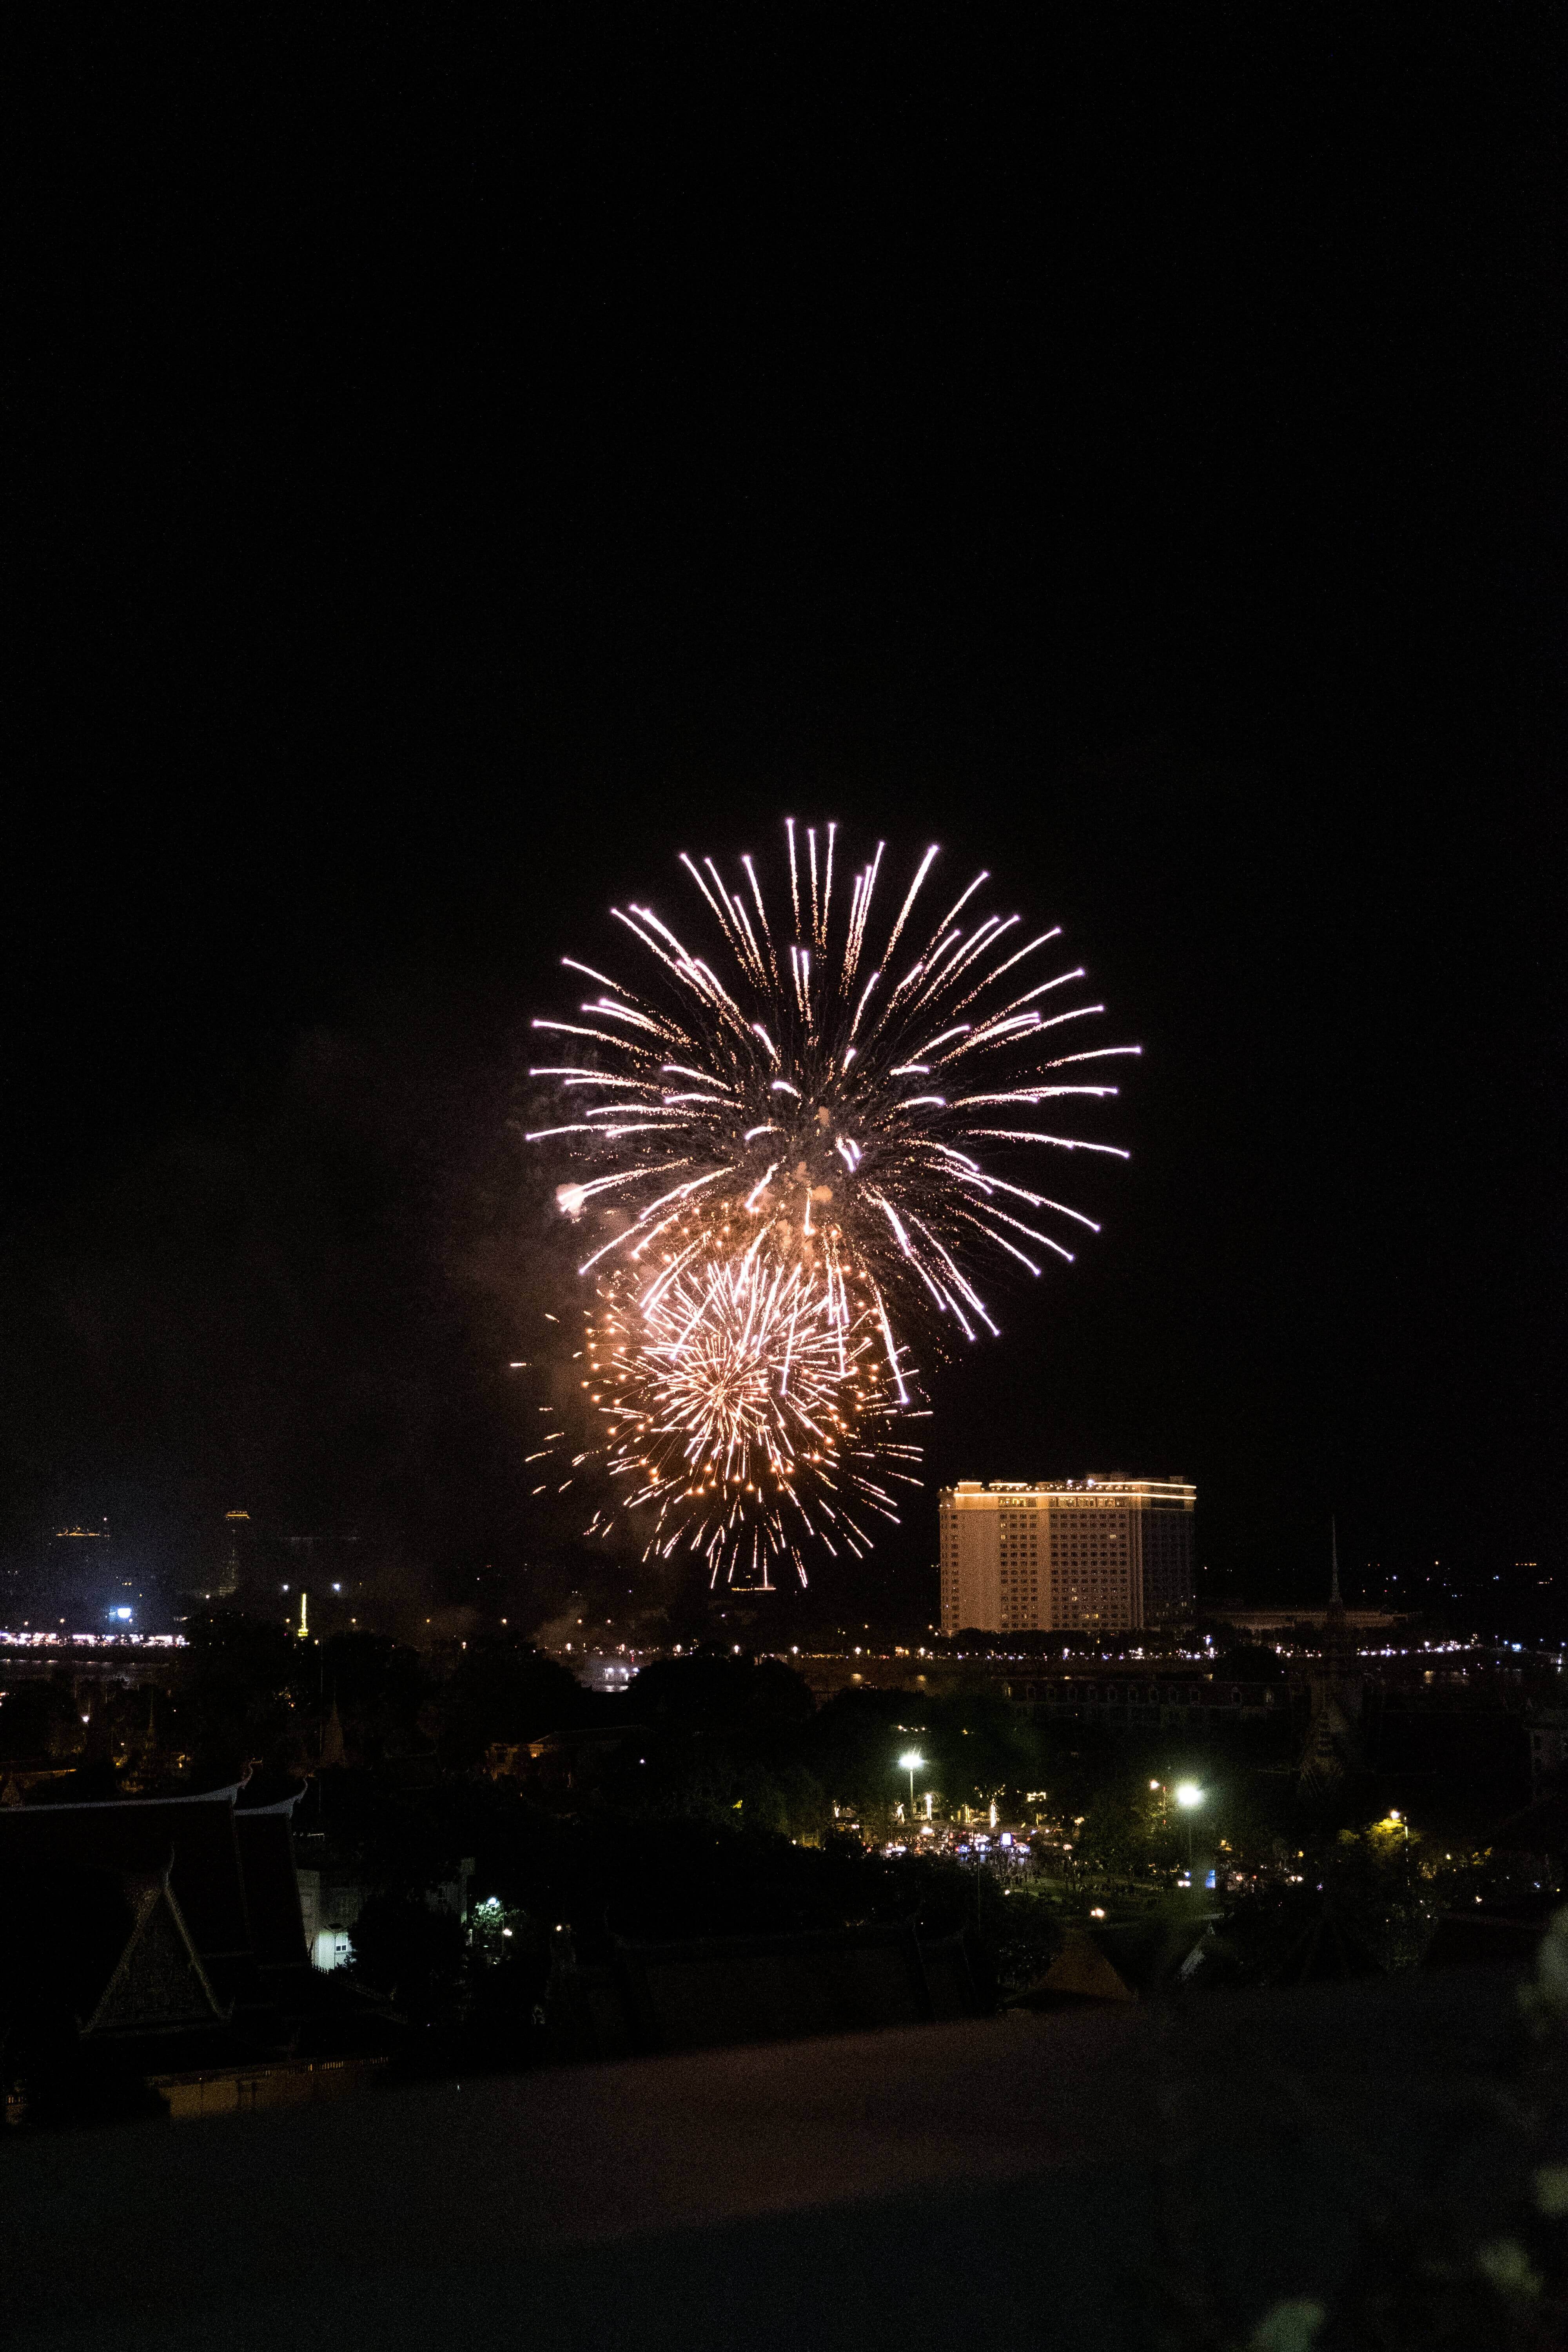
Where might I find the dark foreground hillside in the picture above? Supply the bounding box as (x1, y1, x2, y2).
(5, 1960, 1564, 2350)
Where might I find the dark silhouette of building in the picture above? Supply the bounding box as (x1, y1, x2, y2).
(185, 1507, 258, 1606)
(0, 1783, 398, 2125)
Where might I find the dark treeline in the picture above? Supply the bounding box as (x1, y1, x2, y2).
(3, 1612, 1546, 2065)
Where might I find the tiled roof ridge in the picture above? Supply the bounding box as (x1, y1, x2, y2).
(7, 1784, 244, 1815)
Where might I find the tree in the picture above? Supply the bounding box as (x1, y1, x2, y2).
(1210, 1643, 1287, 1682)
(317, 1630, 435, 1762)
(1075, 1780, 1180, 1878)
(0, 1677, 84, 1762)
(438, 1637, 586, 1766)
(632, 1650, 814, 1733)
(348, 1893, 465, 2026)
(169, 1609, 302, 1780)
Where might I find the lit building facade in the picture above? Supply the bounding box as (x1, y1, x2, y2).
(938, 1478, 1196, 1636)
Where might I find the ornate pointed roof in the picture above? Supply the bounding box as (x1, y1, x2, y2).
(82, 1873, 229, 2037)
(1298, 1519, 1363, 1794)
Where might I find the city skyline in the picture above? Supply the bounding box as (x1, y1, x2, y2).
(0, 1477, 1546, 1653)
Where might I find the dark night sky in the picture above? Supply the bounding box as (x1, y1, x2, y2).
(2, 13, 1563, 1621)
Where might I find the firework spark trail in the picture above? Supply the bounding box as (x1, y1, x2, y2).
(529, 824, 1135, 1336)
(524, 823, 1136, 1583)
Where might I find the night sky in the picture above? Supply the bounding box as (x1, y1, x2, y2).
(3, 16, 1562, 1627)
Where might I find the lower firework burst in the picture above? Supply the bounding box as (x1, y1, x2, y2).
(574, 1231, 922, 1588)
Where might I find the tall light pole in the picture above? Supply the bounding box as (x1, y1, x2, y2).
(1174, 1780, 1204, 1869)
(1389, 1809, 1410, 1891)
(897, 1748, 925, 1823)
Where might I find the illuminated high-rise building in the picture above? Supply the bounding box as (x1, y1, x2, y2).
(216, 1510, 250, 1599)
(938, 1477, 1196, 1636)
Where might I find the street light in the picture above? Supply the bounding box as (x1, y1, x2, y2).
(897, 1748, 925, 1820)
(1174, 1780, 1204, 1869)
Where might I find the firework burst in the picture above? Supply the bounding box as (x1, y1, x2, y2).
(524, 822, 1137, 1583)
(564, 1231, 921, 1587)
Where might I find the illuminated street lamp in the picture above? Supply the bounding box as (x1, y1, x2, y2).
(1386, 1808, 1411, 1885)
(897, 1748, 925, 1820)
(1174, 1780, 1204, 1868)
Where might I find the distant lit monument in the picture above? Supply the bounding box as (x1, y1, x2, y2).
(938, 1478, 1196, 1635)
(1298, 1523, 1364, 1796)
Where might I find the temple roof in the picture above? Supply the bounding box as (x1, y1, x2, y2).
(0, 1787, 307, 2007)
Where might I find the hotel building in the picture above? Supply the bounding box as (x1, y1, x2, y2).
(938, 1478, 1196, 1636)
